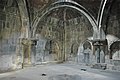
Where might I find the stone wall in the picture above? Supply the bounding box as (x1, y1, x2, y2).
(0, 1, 22, 72)
(0, 0, 120, 72)
(64, 17, 93, 61)
(0, 32, 21, 72)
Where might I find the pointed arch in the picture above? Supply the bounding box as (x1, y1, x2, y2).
(110, 41, 120, 59)
(32, 0, 98, 37)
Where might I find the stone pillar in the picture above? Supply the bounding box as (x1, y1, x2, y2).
(95, 48, 100, 63)
(92, 39, 108, 63)
(21, 38, 31, 67)
(20, 38, 37, 67)
(100, 50, 105, 63)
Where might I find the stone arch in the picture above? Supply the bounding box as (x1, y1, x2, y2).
(97, 0, 108, 29)
(77, 40, 93, 63)
(110, 41, 120, 59)
(32, 0, 98, 38)
(15, 0, 30, 38)
(77, 40, 92, 55)
(67, 43, 79, 62)
(82, 40, 92, 50)
(96, 0, 108, 40)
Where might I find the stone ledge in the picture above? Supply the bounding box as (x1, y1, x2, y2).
(107, 64, 120, 71)
(91, 63, 107, 70)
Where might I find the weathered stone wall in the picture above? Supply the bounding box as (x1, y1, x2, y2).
(35, 16, 93, 62)
(0, 0, 120, 72)
(0, 0, 22, 72)
(36, 37, 47, 63)
(35, 17, 64, 63)
(106, 16, 120, 38)
(0, 32, 21, 72)
(64, 17, 93, 61)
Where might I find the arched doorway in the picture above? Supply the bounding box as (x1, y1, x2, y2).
(110, 41, 120, 59)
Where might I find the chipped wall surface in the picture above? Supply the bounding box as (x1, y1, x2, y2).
(36, 38, 47, 63)
(0, 32, 21, 72)
(0, 0, 22, 72)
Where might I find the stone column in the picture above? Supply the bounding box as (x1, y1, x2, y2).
(20, 38, 37, 67)
(92, 39, 108, 63)
(21, 38, 32, 67)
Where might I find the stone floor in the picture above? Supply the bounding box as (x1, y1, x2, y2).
(0, 62, 120, 80)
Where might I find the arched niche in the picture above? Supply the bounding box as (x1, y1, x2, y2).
(68, 43, 79, 61)
(44, 39, 62, 62)
(77, 40, 93, 64)
(110, 41, 120, 60)
(83, 40, 92, 64)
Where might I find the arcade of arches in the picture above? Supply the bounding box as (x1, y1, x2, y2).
(0, 0, 120, 73)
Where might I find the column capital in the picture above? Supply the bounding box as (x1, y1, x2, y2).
(19, 38, 38, 46)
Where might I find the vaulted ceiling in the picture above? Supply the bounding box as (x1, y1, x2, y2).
(0, 0, 120, 37)
(0, 0, 120, 21)
(29, 0, 101, 20)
